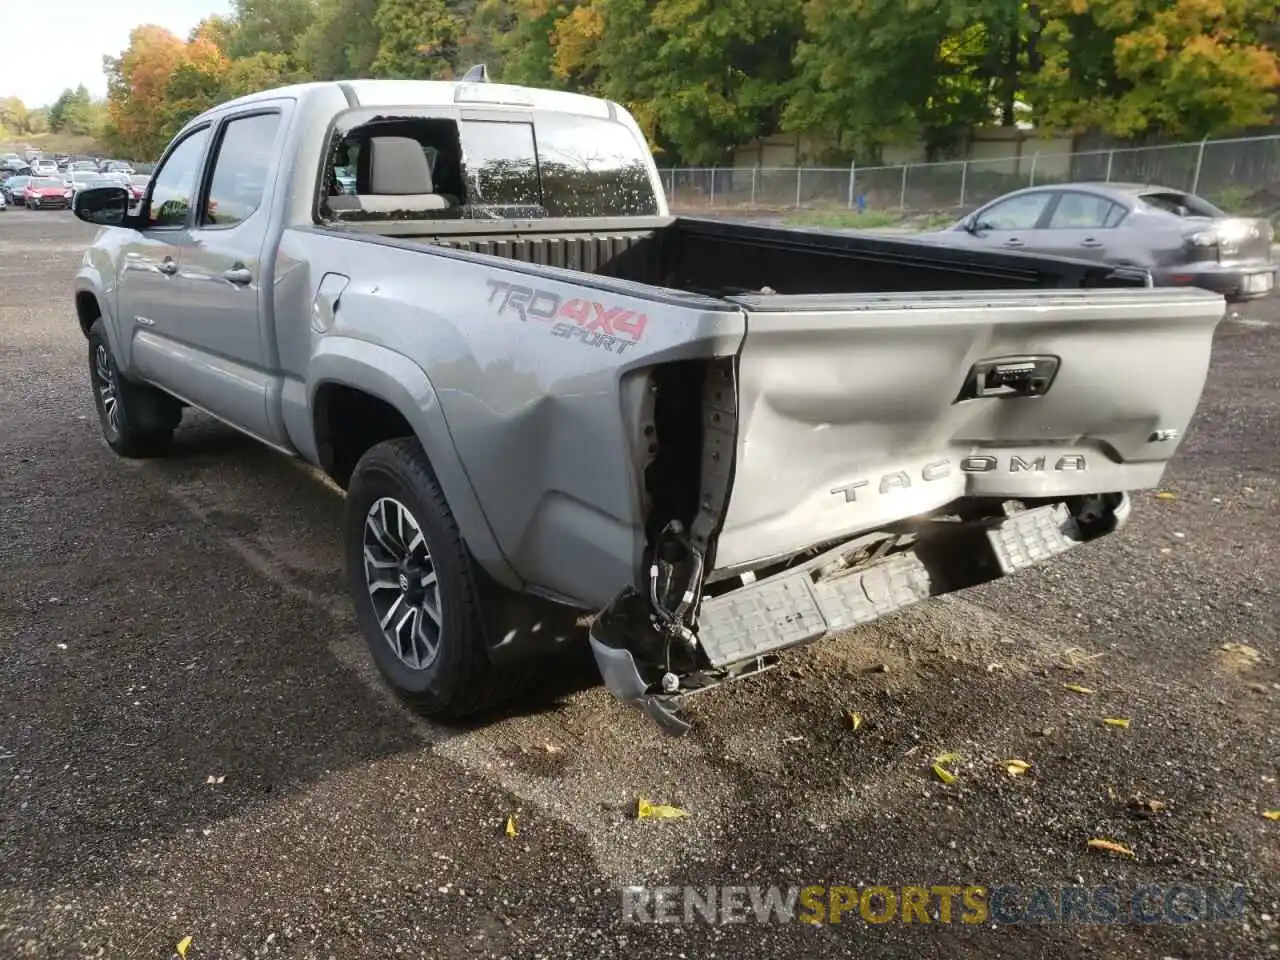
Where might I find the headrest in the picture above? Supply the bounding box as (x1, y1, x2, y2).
(368, 137, 434, 195)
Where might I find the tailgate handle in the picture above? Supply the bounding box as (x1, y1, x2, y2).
(956, 356, 1060, 402)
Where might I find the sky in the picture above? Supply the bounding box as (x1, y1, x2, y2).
(1, 0, 231, 108)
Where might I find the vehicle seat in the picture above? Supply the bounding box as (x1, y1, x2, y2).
(353, 136, 455, 214)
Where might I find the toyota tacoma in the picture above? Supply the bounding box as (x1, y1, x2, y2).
(71, 75, 1225, 734)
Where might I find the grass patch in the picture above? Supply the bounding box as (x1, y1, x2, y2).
(784, 210, 906, 229)
(0, 132, 110, 157)
(782, 209, 961, 231)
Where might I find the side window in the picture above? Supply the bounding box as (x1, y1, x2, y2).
(147, 128, 210, 228)
(203, 113, 281, 227)
(1047, 192, 1123, 229)
(1102, 203, 1128, 228)
(459, 121, 541, 208)
(976, 192, 1051, 231)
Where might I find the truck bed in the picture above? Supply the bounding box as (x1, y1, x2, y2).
(328, 215, 1149, 299)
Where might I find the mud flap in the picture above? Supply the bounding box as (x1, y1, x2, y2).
(587, 587, 693, 736)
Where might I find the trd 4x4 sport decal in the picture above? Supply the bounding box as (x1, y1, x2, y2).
(485, 279, 648, 355)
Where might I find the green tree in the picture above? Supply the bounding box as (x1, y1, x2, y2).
(371, 0, 465, 79)
(1029, 0, 1280, 137)
(785, 0, 1037, 161)
(474, 0, 574, 87)
(0, 97, 32, 135)
(190, 15, 236, 53)
(550, 0, 804, 164)
(48, 85, 95, 133)
(162, 39, 230, 140)
(220, 51, 305, 99)
(225, 0, 317, 60)
(299, 0, 383, 79)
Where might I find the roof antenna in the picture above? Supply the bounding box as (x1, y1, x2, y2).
(461, 64, 489, 82)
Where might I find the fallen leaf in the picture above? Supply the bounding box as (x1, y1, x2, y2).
(205, 775, 225, 785)
(1155, 491, 1177, 500)
(1005, 759, 1031, 777)
(542, 742, 562, 754)
(934, 752, 961, 765)
(1064, 684, 1096, 695)
(1102, 718, 1131, 729)
(846, 711, 863, 732)
(1127, 795, 1166, 817)
(176, 936, 193, 959)
(637, 797, 689, 820)
(1263, 811, 1280, 822)
(1087, 838, 1135, 858)
(932, 763, 957, 785)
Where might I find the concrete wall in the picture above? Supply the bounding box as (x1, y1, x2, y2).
(724, 126, 1076, 172)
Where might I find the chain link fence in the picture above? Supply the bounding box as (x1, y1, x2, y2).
(659, 133, 1280, 218)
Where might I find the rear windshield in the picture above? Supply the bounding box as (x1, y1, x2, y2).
(1139, 191, 1222, 218)
(31, 178, 62, 188)
(321, 110, 659, 221)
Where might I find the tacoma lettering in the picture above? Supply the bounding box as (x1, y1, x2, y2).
(830, 455, 1087, 502)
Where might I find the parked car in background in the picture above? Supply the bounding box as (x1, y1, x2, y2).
(0, 191, 7, 212)
(4, 175, 31, 205)
(32, 159, 58, 177)
(101, 160, 134, 175)
(921, 183, 1276, 302)
(24, 176, 72, 209)
(126, 174, 150, 202)
(334, 164, 356, 194)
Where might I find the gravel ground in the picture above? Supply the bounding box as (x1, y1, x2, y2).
(0, 208, 1277, 960)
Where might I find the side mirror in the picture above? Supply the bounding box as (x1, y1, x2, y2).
(73, 185, 132, 227)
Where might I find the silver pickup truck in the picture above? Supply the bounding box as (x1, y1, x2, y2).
(71, 77, 1225, 734)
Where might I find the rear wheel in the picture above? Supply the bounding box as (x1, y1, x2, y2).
(345, 438, 509, 720)
(86, 319, 181, 457)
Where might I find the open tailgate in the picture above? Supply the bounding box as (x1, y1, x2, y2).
(712, 286, 1225, 572)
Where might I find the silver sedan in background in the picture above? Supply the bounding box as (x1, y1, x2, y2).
(924, 182, 1276, 301)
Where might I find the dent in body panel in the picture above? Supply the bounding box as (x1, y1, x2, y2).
(300, 230, 744, 609)
(714, 291, 1223, 570)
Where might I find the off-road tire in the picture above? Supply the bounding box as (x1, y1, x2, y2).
(345, 437, 509, 720)
(86, 319, 181, 458)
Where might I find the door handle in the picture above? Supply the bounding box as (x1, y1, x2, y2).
(159, 257, 178, 276)
(1080, 238, 1104, 248)
(223, 265, 253, 286)
(1003, 238, 1024, 247)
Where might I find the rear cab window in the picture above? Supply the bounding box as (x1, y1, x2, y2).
(1138, 191, 1223, 218)
(319, 107, 659, 222)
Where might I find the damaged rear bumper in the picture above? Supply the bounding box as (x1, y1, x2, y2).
(589, 494, 1130, 735)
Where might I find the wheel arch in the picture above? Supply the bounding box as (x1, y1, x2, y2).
(75, 289, 103, 339)
(308, 340, 522, 592)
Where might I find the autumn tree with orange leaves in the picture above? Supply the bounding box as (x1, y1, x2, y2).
(95, 0, 1278, 163)
(1028, 0, 1280, 138)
